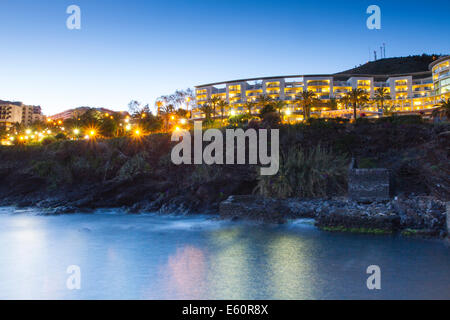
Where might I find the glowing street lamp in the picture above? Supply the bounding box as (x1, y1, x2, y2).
(73, 129, 80, 135)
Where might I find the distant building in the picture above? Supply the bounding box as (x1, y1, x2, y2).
(0, 100, 44, 128)
(50, 107, 118, 120)
(0, 104, 23, 128)
(194, 56, 450, 120)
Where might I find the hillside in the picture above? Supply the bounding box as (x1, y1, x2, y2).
(337, 54, 445, 75)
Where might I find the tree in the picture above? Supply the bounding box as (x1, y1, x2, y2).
(217, 99, 228, 121)
(176, 108, 189, 118)
(199, 103, 213, 122)
(128, 100, 142, 116)
(244, 101, 256, 115)
(295, 90, 317, 121)
(374, 87, 392, 115)
(327, 97, 338, 110)
(159, 104, 175, 131)
(346, 88, 369, 120)
(273, 100, 286, 114)
(208, 96, 221, 120)
(256, 94, 273, 109)
(259, 104, 276, 118)
(432, 99, 450, 119)
(139, 113, 163, 133)
(340, 95, 351, 110)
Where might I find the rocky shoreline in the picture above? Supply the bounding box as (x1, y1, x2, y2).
(219, 195, 448, 238)
(0, 191, 448, 239)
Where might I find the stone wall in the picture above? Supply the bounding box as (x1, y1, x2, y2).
(348, 159, 392, 202)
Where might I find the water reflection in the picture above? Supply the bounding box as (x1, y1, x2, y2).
(163, 246, 207, 299)
(0, 211, 448, 299)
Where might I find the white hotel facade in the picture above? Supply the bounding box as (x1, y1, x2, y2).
(193, 56, 450, 120)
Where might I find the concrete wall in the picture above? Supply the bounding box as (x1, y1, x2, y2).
(348, 159, 392, 202)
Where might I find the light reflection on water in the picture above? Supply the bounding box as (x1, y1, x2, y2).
(0, 207, 449, 300)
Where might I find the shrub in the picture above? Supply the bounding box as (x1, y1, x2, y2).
(55, 133, 67, 140)
(189, 164, 222, 185)
(41, 136, 57, 145)
(376, 115, 423, 124)
(116, 152, 150, 181)
(255, 145, 348, 198)
(261, 112, 281, 128)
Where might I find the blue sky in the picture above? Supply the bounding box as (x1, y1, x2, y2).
(0, 0, 449, 115)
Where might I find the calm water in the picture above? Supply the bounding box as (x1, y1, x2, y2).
(0, 207, 449, 300)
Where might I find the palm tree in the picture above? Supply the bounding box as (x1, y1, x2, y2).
(340, 95, 351, 110)
(273, 100, 286, 114)
(296, 90, 317, 121)
(217, 99, 228, 121)
(208, 96, 221, 120)
(346, 88, 369, 120)
(374, 87, 392, 115)
(327, 97, 338, 110)
(256, 94, 273, 109)
(244, 101, 256, 115)
(199, 103, 213, 122)
(432, 99, 450, 119)
(159, 104, 175, 131)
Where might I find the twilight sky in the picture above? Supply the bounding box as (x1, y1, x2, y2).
(0, 0, 449, 115)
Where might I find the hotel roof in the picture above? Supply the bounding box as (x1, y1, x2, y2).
(195, 71, 432, 88)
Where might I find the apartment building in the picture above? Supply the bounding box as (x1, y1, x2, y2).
(0, 100, 44, 128)
(22, 105, 44, 126)
(194, 56, 450, 120)
(0, 104, 23, 128)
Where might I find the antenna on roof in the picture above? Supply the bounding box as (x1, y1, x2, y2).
(374, 50, 377, 61)
(383, 43, 386, 58)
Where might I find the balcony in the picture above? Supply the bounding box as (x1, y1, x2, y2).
(413, 93, 431, 98)
(434, 65, 450, 74)
(413, 79, 433, 85)
(246, 85, 263, 90)
(333, 81, 349, 87)
(285, 82, 303, 88)
(439, 72, 450, 79)
(307, 81, 329, 86)
(266, 84, 280, 88)
(413, 87, 432, 92)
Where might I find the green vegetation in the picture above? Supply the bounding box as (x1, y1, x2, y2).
(255, 145, 348, 198)
(320, 226, 393, 234)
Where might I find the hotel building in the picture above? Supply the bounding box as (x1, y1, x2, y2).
(194, 56, 450, 121)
